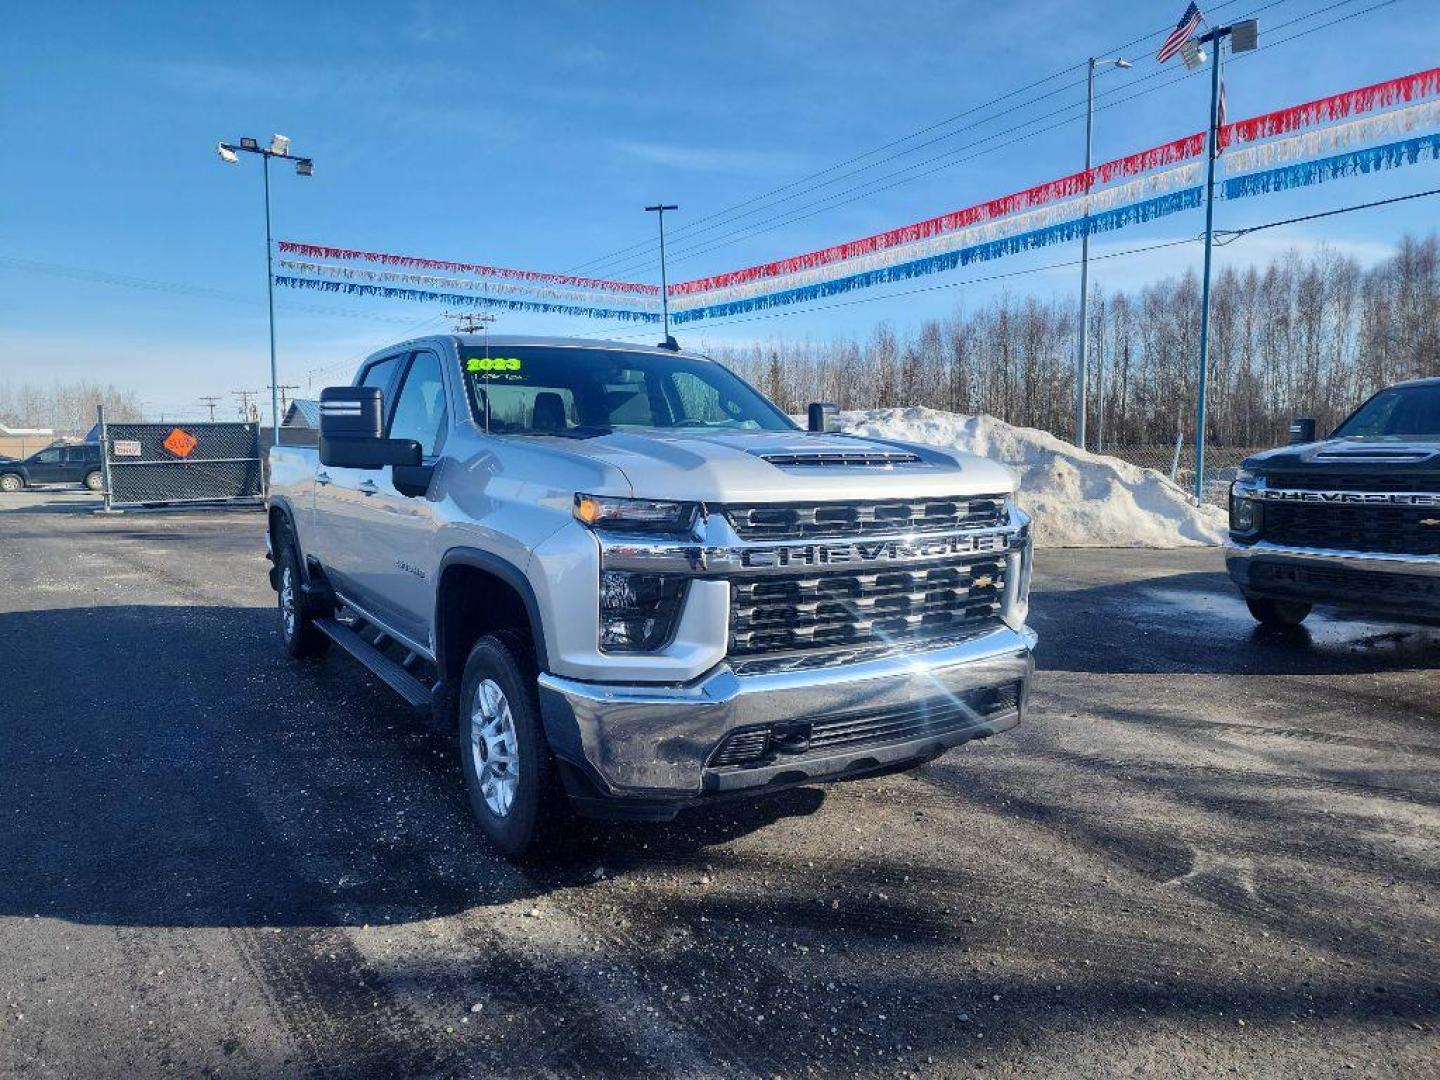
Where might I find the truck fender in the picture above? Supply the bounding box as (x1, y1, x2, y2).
(435, 548, 552, 676)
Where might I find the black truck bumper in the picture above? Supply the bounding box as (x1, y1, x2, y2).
(1226, 540, 1440, 619)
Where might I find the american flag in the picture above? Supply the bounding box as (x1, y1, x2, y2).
(1157, 2, 1203, 63)
(1212, 77, 1229, 157)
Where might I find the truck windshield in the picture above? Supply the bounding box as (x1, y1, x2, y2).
(460, 346, 796, 436)
(1333, 384, 1440, 438)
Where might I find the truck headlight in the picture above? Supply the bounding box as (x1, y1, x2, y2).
(1230, 483, 1258, 532)
(599, 570, 687, 652)
(574, 494, 697, 536)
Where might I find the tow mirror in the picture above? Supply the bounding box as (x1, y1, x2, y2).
(807, 402, 839, 433)
(318, 386, 422, 468)
(1288, 417, 1317, 445)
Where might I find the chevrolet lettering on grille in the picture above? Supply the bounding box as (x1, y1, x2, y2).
(733, 531, 1011, 570)
(1252, 489, 1440, 507)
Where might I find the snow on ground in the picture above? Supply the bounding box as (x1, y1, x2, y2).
(833, 407, 1227, 548)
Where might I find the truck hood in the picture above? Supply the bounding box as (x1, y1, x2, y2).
(1246, 436, 1440, 476)
(515, 428, 1016, 503)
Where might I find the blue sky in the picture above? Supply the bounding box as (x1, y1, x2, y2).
(2, 0, 1436, 422)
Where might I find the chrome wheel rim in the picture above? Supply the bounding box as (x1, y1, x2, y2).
(470, 678, 519, 818)
(279, 565, 297, 640)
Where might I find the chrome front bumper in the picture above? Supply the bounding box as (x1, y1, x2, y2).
(536, 624, 1036, 815)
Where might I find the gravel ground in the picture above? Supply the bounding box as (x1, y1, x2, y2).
(2, 492, 1437, 1079)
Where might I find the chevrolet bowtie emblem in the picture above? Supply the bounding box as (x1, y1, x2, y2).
(973, 574, 994, 588)
(1421, 518, 1440, 527)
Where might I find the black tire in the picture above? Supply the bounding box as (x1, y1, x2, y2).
(0, 473, 23, 493)
(457, 631, 570, 860)
(83, 470, 103, 492)
(1246, 596, 1312, 627)
(277, 536, 330, 658)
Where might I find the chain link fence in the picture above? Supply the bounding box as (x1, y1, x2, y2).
(1098, 441, 1266, 507)
(101, 418, 263, 508)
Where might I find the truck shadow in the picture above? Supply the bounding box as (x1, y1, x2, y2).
(0, 603, 824, 931)
(1030, 568, 1440, 677)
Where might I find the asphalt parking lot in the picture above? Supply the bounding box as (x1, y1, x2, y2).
(3, 491, 1438, 1079)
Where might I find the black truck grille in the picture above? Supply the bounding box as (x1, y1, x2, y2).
(725, 495, 1007, 540)
(708, 682, 1022, 769)
(729, 557, 1005, 655)
(1269, 472, 1440, 493)
(1251, 561, 1439, 600)
(1260, 502, 1440, 556)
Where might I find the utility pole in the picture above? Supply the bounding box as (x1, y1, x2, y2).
(448, 311, 497, 335)
(269, 384, 300, 420)
(1075, 56, 1131, 450)
(1189, 18, 1258, 502)
(644, 204, 679, 349)
(216, 134, 315, 448)
(232, 390, 260, 424)
(199, 396, 222, 423)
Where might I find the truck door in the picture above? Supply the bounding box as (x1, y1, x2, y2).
(312, 352, 408, 607)
(345, 347, 450, 647)
(62, 446, 90, 484)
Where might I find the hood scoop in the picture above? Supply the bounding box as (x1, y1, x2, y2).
(756, 447, 923, 468)
(1311, 442, 1439, 464)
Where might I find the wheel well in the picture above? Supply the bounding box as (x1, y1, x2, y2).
(436, 563, 539, 684)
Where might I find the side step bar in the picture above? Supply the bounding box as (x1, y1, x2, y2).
(315, 617, 433, 709)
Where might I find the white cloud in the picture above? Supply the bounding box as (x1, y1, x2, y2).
(611, 140, 810, 175)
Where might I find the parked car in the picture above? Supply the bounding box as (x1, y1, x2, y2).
(1227, 376, 1440, 626)
(0, 443, 103, 492)
(266, 335, 1037, 857)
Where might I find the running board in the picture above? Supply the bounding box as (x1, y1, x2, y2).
(315, 618, 433, 709)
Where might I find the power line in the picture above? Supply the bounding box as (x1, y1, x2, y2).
(571, 0, 1272, 274)
(594, 0, 1393, 280)
(198, 396, 223, 422)
(1214, 186, 1440, 244)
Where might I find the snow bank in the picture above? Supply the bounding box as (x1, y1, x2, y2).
(832, 407, 1226, 548)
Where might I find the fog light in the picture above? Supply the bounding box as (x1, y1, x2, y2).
(599, 570, 687, 652)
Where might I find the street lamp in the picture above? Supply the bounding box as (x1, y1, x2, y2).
(217, 134, 314, 445)
(1075, 56, 1131, 451)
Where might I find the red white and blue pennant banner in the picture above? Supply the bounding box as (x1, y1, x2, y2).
(273, 66, 1440, 324)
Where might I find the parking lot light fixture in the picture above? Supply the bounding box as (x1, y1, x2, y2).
(216, 134, 314, 446)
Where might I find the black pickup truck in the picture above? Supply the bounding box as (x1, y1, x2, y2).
(1226, 377, 1440, 626)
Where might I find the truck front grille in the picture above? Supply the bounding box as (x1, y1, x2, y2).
(708, 682, 1022, 769)
(1260, 502, 1440, 556)
(1251, 561, 1439, 600)
(725, 495, 1007, 540)
(729, 557, 1005, 656)
(1269, 473, 1440, 493)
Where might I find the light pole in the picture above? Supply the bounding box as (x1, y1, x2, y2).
(1186, 19, 1257, 501)
(1075, 56, 1131, 450)
(645, 203, 679, 349)
(217, 135, 314, 445)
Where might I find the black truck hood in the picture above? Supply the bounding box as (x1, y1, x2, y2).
(1246, 437, 1440, 478)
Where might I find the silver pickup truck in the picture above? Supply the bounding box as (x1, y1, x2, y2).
(267, 335, 1036, 857)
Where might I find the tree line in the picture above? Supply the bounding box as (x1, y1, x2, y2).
(703, 233, 1440, 448)
(0, 380, 145, 434)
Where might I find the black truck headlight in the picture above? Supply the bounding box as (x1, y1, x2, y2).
(599, 571, 687, 652)
(1230, 471, 1259, 533)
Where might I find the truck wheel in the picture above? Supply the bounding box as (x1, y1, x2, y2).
(1245, 596, 1312, 627)
(83, 470, 103, 492)
(458, 631, 569, 860)
(0, 473, 22, 492)
(277, 540, 330, 658)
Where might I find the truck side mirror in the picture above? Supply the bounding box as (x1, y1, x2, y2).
(318, 386, 422, 468)
(1288, 417, 1317, 445)
(807, 402, 839, 433)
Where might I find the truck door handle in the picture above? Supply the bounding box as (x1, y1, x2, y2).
(316, 472, 332, 487)
(359, 479, 379, 496)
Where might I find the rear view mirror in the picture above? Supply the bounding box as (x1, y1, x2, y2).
(1288, 417, 1317, 445)
(318, 386, 422, 468)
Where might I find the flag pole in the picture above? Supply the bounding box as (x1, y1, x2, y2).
(1193, 29, 1224, 504)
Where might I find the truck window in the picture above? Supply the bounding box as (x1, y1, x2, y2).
(387, 351, 448, 457)
(1334, 384, 1440, 438)
(358, 354, 405, 399)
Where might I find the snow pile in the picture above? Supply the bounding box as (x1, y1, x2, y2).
(833, 407, 1227, 548)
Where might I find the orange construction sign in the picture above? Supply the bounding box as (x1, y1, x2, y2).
(162, 428, 198, 459)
